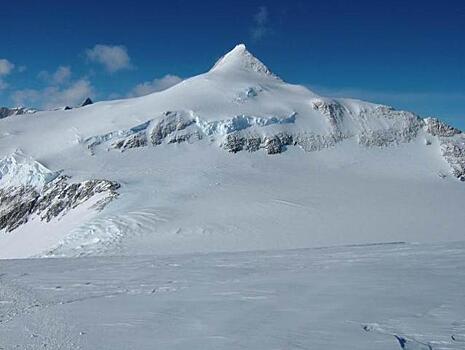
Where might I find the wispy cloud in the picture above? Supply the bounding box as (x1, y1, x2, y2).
(127, 74, 183, 97)
(0, 58, 15, 91)
(0, 59, 15, 76)
(38, 66, 72, 85)
(251, 6, 270, 41)
(86, 44, 132, 73)
(12, 79, 93, 109)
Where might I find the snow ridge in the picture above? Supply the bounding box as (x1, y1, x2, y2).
(0, 150, 58, 190)
(210, 44, 277, 78)
(0, 106, 37, 119)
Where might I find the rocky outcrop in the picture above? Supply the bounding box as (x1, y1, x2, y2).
(0, 176, 120, 232)
(83, 106, 465, 181)
(85, 111, 296, 154)
(0, 107, 37, 119)
(263, 133, 293, 154)
(150, 111, 195, 145)
(221, 133, 294, 154)
(424, 117, 461, 137)
(357, 127, 420, 147)
(420, 117, 464, 181)
(311, 98, 346, 133)
(0, 186, 39, 232)
(357, 106, 424, 146)
(81, 97, 93, 107)
(222, 133, 262, 153)
(440, 137, 465, 181)
(294, 132, 344, 152)
(85, 106, 424, 155)
(112, 132, 148, 152)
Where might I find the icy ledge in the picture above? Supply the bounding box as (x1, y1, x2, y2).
(84, 110, 297, 154)
(83, 105, 465, 181)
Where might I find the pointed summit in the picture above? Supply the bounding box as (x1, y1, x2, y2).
(210, 44, 278, 78)
(81, 97, 93, 107)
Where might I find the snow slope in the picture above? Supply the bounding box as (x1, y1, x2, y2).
(1, 242, 465, 349)
(0, 44, 464, 258)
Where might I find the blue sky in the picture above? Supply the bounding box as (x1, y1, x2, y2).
(1, 0, 465, 129)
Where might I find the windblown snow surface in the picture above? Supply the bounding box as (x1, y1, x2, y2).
(1, 242, 465, 349)
(1, 44, 465, 349)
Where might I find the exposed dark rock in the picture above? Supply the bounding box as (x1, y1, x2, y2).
(263, 136, 283, 154)
(150, 111, 195, 145)
(0, 107, 37, 119)
(358, 125, 422, 147)
(311, 99, 346, 132)
(357, 107, 423, 147)
(223, 133, 292, 154)
(424, 117, 461, 137)
(167, 131, 201, 144)
(0, 176, 120, 232)
(81, 97, 93, 107)
(244, 136, 262, 152)
(295, 133, 343, 152)
(0, 187, 40, 232)
(223, 133, 247, 153)
(112, 132, 148, 152)
(263, 133, 293, 154)
(440, 137, 465, 181)
(82, 107, 465, 182)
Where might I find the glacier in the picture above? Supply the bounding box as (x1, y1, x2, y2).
(0, 44, 464, 258)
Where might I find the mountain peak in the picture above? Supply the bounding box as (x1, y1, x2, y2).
(210, 43, 277, 78)
(81, 97, 93, 107)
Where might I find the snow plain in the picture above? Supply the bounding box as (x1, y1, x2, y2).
(1, 241, 465, 349)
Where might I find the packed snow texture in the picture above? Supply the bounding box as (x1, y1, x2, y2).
(1, 242, 465, 349)
(0, 43, 464, 258)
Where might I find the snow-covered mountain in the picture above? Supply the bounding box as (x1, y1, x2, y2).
(1, 44, 464, 259)
(0, 106, 37, 119)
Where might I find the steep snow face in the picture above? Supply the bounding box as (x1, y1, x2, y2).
(0, 151, 58, 190)
(210, 43, 277, 78)
(0, 44, 464, 258)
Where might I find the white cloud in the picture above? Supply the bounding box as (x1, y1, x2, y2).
(0, 59, 15, 76)
(251, 6, 270, 41)
(0, 79, 8, 91)
(127, 74, 183, 97)
(38, 66, 72, 85)
(0, 59, 15, 91)
(86, 44, 132, 73)
(12, 79, 93, 109)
